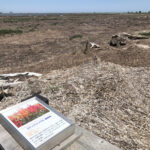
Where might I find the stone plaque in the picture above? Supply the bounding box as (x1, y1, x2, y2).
(0, 96, 75, 150)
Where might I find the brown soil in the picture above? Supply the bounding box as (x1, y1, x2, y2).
(0, 14, 150, 150)
(0, 14, 150, 73)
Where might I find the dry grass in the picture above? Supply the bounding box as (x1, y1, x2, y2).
(1, 14, 150, 74)
(1, 59, 150, 150)
(1, 14, 150, 150)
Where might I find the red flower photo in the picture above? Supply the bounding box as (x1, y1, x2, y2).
(8, 103, 49, 128)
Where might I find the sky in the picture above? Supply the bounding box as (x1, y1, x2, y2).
(0, 0, 150, 13)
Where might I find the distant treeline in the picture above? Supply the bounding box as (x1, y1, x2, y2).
(128, 11, 150, 14)
(0, 12, 150, 16)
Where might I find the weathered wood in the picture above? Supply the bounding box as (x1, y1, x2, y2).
(121, 32, 149, 40)
(0, 82, 22, 89)
(89, 42, 100, 48)
(0, 72, 42, 79)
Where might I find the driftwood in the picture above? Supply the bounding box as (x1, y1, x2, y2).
(89, 42, 100, 48)
(0, 72, 42, 80)
(0, 72, 42, 89)
(122, 32, 149, 40)
(83, 41, 100, 54)
(83, 41, 89, 54)
(128, 35, 149, 40)
(0, 82, 22, 89)
(0, 81, 22, 101)
(0, 72, 42, 100)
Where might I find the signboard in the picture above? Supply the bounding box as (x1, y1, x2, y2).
(0, 96, 75, 150)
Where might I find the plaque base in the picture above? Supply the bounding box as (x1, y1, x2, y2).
(0, 125, 121, 150)
(0, 124, 81, 150)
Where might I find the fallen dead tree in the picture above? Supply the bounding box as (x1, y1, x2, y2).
(0, 81, 23, 89)
(0, 79, 23, 101)
(122, 32, 149, 40)
(0, 72, 42, 80)
(0, 72, 42, 89)
(0, 72, 42, 101)
(83, 41, 100, 54)
(0, 88, 13, 101)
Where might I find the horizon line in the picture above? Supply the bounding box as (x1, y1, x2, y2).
(0, 11, 149, 14)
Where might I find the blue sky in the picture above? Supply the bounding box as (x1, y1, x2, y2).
(0, 0, 150, 13)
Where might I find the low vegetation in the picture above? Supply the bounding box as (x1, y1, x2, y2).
(28, 24, 39, 32)
(0, 29, 23, 36)
(3, 17, 33, 23)
(69, 34, 83, 40)
(139, 32, 150, 36)
(40, 17, 58, 21)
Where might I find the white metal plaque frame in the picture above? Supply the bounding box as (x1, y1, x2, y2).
(0, 96, 75, 150)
